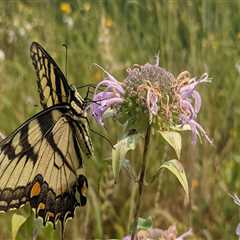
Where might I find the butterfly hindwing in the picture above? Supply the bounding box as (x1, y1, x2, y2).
(0, 106, 88, 226)
(30, 42, 70, 109)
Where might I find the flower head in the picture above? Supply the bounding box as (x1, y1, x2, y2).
(119, 61, 176, 130)
(90, 59, 212, 144)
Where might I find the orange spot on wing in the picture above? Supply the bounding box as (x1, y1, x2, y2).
(31, 182, 41, 198)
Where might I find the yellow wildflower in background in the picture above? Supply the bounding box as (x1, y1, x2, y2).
(60, 2, 72, 14)
(83, 2, 91, 12)
(104, 17, 113, 28)
(237, 32, 240, 40)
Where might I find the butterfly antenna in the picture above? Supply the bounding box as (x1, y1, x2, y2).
(76, 83, 97, 89)
(62, 43, 68, 79)
(76, 84, 105, 93)
(89, 128, 115, 149)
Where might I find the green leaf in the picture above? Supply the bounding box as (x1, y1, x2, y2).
(160, 159, 189, 202)
(112, 134, 141, 182)
(137, 217, 153, 230)
(159, 131, 182, 159)
(11, 213, 27, 240)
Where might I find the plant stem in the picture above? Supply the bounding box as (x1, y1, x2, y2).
(131, 125, 151, 240)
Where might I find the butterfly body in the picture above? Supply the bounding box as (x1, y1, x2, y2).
(0, 42, 93, 229)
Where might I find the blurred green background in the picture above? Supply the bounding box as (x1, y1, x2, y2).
(0, 0, 240, 239)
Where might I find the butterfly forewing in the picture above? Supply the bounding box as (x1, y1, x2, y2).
(30, 42, 70, 109)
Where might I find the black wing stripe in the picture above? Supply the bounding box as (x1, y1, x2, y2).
(62, 164, 70, 195)
(60, 126, 71, 194)
(46, 120, 77, 176)
(0, 109, 60, 171)
(71, 126, 83, 167)
(44, 146, 56, 185)
(55, 163, 60, 197)
(62, 128, 74, 193)
(30, 42, 70, 109)
(29, 134, 53, 181)
(37, 142, 53, 184)
(11, 156, 28, 188)
(17, 157, 33, 186)
(6, 155, 32, 189)
(60, 167, 64, 195)
(29, 119, 67, 184)
(0, 160, 18, 188)
(0, 158, 16, 182)
(54, 163, 60, 195)
(54, 68, 63, 103)
(0, 114, 64, 189)
(19, 123, 38, 161)
(0, 108, 64, 187)
(44, 124, 68, 185)
(46, 60, 54, 104)
(0, 105, 70, 147)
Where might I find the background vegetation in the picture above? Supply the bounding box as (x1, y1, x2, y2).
(0, 0, 240, 239)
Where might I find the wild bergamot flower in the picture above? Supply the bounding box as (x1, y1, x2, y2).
(91, 59, 212, 144)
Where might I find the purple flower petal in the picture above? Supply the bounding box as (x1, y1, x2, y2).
(94, 64, 125, 95)
(180, 115, 198, 144)
(91, 92, 115, 117)
(91, 66, 125, 125)
(192, 90, 202, 113)
(180, 99, 196, 119)
(180, 114, 212, 144)
(180, 74, 209, 98)
(178, 73, 211, 144)
(189, 121, 198, 144)
(93, 91, 118, 101)
(95, 80, 125, 95)
(193, 120, 213, 144)
(147, 89, 159, 115)
(91, 91, 124, 125)
(94, 63, 119, 83)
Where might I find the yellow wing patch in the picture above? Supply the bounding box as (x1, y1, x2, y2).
(30, 42, 70, 109)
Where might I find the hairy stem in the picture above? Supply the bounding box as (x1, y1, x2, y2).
(131, 125, 151, 240)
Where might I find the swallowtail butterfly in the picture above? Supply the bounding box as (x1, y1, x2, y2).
(0, 42, 93, 232)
